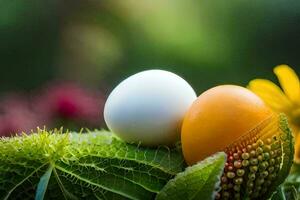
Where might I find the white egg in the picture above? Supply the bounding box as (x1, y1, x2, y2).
(104, 69, 197, 146)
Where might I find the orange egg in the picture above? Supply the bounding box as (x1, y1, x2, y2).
(181, 85, 272, 165)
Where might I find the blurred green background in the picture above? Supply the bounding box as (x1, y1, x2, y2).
(1, 0, 300, 133)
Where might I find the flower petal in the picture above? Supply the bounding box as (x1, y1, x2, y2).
(248, 79, 292, 112)
(274, 65, 300, 104)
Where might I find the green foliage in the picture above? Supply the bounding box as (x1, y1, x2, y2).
(35, 166, 53, 200)
(273, 164, 300, 200)
(251, 114, 296, 200)
(262, 114, 295, 199)
(270, 184, 298, 200)
(156, 152, 226, 200)
(0, 129, 184, 200)
(0, 114, 295, 200)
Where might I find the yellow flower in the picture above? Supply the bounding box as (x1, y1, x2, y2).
(248, 64, 300, 161)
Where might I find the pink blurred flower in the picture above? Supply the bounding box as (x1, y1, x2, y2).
(0, 94, 41, 137)
(34, 82, 105, 128)
(0, 82, 105, 136)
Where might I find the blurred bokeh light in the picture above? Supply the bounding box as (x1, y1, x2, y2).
(1, 0, 300, 135)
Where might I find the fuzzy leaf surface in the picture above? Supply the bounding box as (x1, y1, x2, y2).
(0, 130, 184, 200)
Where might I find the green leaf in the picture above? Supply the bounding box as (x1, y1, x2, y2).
(0, 114, 294, 199)
(263, 114, 295, 199)
(271, 186, 287, 200)
(270, 184, 298, 200)
(155, 152, 226, 200)
(0, 129, 184, 200)
(284, 186, 298, 200)
(276, 163, 300, 200)
(35, 165, 53, 200)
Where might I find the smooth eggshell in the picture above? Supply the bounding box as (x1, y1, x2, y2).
(181, 85, 272, 165)
(104, 70, 197, 146)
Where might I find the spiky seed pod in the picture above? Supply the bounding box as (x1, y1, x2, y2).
(217, 114, 294, 199)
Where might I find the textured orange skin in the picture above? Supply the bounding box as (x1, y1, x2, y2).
(181, 85, 272, 165)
